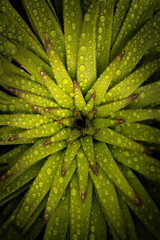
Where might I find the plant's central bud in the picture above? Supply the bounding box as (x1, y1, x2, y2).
(76, 116, 87, 129)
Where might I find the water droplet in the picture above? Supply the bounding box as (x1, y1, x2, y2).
(53, 229, 58, 236)
(67, 35, 72, 41)
(50, 30, 56, 37)
(54, 216, 60, 226)
(46, 168, 52, 175)
(72, 23, 76, 30)
(80, 46, 87, 52)
(79, 64, 86, 72)
(53, 187, 58, 194)
(24, 205, 29, 213)
(71, 188, 77, 196)
(84, 13, 91, 22)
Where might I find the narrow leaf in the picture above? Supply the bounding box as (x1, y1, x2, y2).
(45, 35, 74, 96)
(62, 140, 81, 176)
(14, 152, 62, 229)
(90, 166, 127, 240)
(111, 146, 160, 181)
(94, 142, 141, 204)
(44, 156, 76, 224)
(94, 127, 149, 153)
(63, 0, 82, 79)
(77, 3, 98, 93)
(74, 81, 86, 112)
(76, 148, 89, 200)
(104, 58, 160, 102)
(81, 136, 98, 175)
(89, 195, 107, 240)
(40, 71, 74, 109)
(110, 109, 160, 122)
(85, 50, 125, 104)
(120, 165, 160, 240)
(111, 0, 159, 59)
(96, 94, 138, 117)
(70, 173, 92, 240)
(44, 189, 70, 240)
(96, 0, 114, 74)
(22, 0, 65, 63)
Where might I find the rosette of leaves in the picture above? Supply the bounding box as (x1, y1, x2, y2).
(0, 0, 160, 239)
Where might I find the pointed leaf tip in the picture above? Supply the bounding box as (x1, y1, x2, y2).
(130, 94, 139, 101)
(134, 197, 142, 206)
(74, 80, 78, 89)
(116, 119, 126, 124)
(61, 168, 67, 177)
(8, 136, 16, 142)
(43, 214, 49, 226)
(81, 192, 86, 201)
(119, 49, 125, 58)
(44, 34, 51, 49)
(91, 165, 98, 176)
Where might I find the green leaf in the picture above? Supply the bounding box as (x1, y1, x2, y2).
(118, 193, 138, 240)
(96, 95, 138, 117)
(0, 0, 39, 42)
(128, 80, 160, 109)
(0, 160, 43, 206)
(94, 142, 140, 204)
(14, 152, 62, 229)
(0, 10, 47, 63)
(115, 122, 160, 144)
(77, 2, 98, 93)
(0, 114, 53, 129)
(111, 146, 160, 181)
(76, 148, 89, 200)
(103, 58, 160, 102)
(0, 73, 53, 99)
(111, 0, 159, 59)
(24, 212, 44, 240)
(0, 126, 36, 145)
(82, 93, 95, 116)
(0, 36, 53, 84)
(8, 121, 63, 141)
(96, 0, 114, 74)
(44, 155, 76, 223)
(92, 118, 125, 129)
(44, 128, 71, 145)
(0, 93, 33, 114)
(0, 139, 66, 182)
(74, 81, 86, 112)
(45, 35, 74, 96)
(62, 140, 81, 176)
(81, 136, 98, 175)
(22, 194, 48, 235)
(85, 50, 125, 104)
(89, 195, 107, 240)
(63, 0, 82, 79)
(7, 88, 59, 109)
(110, 109, 160, 122)
(22, 0, 65, 63)
(70, 173, 92, 240)
(44, 188, 69, 240)
(44, 108, 73, 118)
(0, 145, 29, 170)
(90, 166, 127, 240)
(120, 165, 160, 239)
(110, 11, 160, 86)
(111, 0, 132, 45)
(94, 127, 149, 153)
(40, 71, 74, 109)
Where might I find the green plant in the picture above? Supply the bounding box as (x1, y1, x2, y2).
(0, 0, 160, 239)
